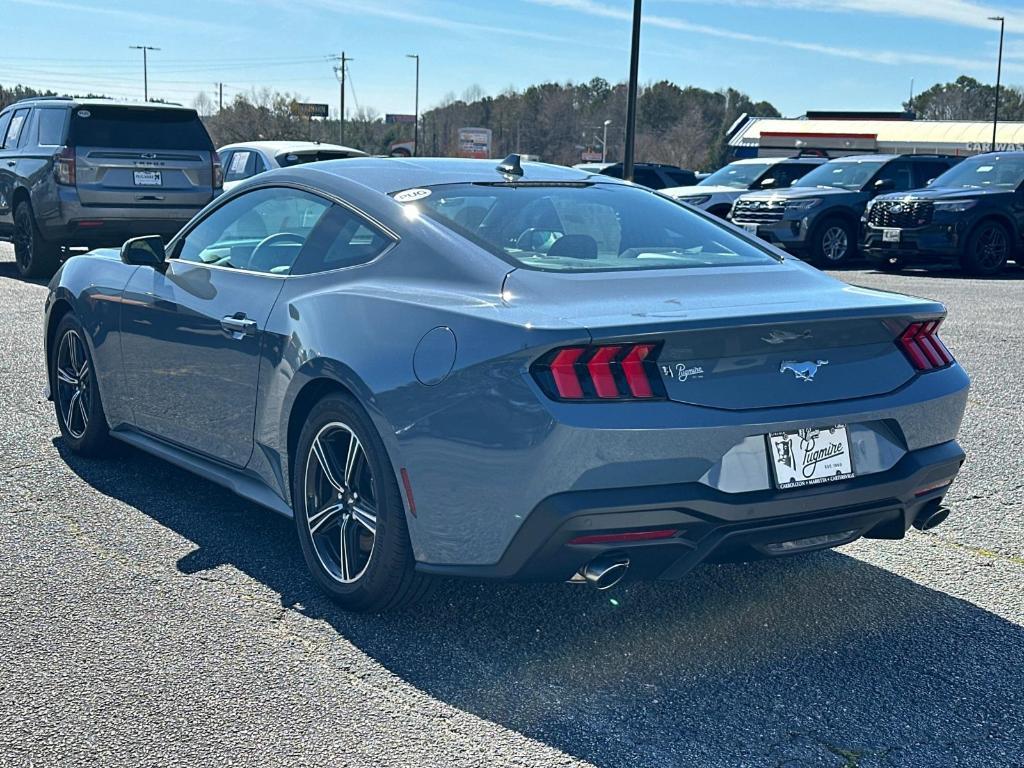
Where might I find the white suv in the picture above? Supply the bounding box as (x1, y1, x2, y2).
(663, 156, 826, 218)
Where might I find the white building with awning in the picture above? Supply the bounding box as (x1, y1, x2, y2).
(729, 115, 1024, 159)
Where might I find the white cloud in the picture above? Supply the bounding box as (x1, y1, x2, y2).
(529, 0, 1022, 72)
(8, 0, 225, 33)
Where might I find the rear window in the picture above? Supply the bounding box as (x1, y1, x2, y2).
(276, 150, 361, 167)
(68, 106, 212, 150)
(410, 182, 779, 273)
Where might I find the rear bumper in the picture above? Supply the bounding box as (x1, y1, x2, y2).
(36, 187, 209, 246)
(416, 440, 965, 582)
(863, 224, 963, 263)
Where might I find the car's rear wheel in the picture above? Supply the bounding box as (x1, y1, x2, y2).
(13, 201, 61, 280)
(810, 217, 856, 266)
(51, 314, 112, 456)
(961, 221, 1010, 276)
(293, 393, 431, 612)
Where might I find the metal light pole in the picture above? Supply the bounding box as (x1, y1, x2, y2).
(406, 54, 420, 156)
(989, 15, 1005, 152)
(129, 45, 159, 102)
(602, 119, 611, 162)
(623, 0, 642, 182)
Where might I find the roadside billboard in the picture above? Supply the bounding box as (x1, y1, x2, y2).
(457, 127, 492, 159)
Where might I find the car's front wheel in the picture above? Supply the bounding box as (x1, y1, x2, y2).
(292, 393, 431, 612)
(13, 201, 61, 280)
(810, 217, 856, 266)
(961, 220, 1010, 276)
(51, 314, 112, 456)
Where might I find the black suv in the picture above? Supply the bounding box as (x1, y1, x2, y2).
(0, 98, 221, 278)
(598, 163, 697, 189)
(864, 151, 1024, 275)
(730, 154, 959, 266)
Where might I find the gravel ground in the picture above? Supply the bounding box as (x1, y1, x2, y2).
(1, 242, 1021, 768)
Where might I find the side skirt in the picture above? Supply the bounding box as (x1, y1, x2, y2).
(110, 427, 294, 519)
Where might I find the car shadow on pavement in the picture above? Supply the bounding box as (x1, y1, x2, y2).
(57, 440, 1024, 767)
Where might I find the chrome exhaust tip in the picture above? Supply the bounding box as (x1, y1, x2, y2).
(579, 556, 630, 590)
(913, 504, 951, 532)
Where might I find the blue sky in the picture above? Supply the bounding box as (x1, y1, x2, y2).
(4, 0, 1023, 118)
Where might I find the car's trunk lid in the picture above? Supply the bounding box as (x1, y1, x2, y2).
(504, 262, 944, 410)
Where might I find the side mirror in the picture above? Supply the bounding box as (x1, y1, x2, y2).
(120, 235, 166, 268)
(873, 178, 895, 193)
(925, 178, 936, 187)
(759, 177, 777, 189)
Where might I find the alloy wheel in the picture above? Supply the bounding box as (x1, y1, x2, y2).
(13, 207, 33, 273)
(303, 421, 378, 584)
(975, 225, 1007, 270)
(821, 225, 849, 262)
(55, 329, 91, 440)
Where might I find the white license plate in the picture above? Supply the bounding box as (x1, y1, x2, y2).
(134, 170, 162, 186)
(742, 223, 759, 235)
(882, 228, 901, 243)
(767, 425, 855, 490)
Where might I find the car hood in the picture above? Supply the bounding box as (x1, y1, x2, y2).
(876, 186, 1010, 202)
(665, 185, 743, 197)
(741, 186, 857, 204)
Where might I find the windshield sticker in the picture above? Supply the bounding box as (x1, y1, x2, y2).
(977, 165, 994, 173)
(76, 109, 90, 118)
(229, 152, 249, 173)
(393, 188, 432, 203)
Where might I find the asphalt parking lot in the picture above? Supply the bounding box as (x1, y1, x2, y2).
(1, 241, 1022, 768)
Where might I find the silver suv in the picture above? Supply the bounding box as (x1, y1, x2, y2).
(0, 98, 222, 278)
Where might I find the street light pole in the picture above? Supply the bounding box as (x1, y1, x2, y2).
(623, 0, 642, 182)
(989, 15, 1005, 152)
(602, 119, 611, 162)
(406, 54, 420, 156)
(129, 45, 159, 102)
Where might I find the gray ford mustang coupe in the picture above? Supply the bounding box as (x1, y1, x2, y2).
(44, 156, 969, 611)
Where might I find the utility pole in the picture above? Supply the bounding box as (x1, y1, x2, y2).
(331, 52, 352, 144)
(623, 0, 642, 182)
(406, 54, 420, 156)
(216, 82, 224, 112)
(989, 15, 1005, 152)
(602, 119, 611, 162)
(130, 45, 160, 102)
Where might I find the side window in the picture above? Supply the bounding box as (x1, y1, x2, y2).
(175, 187, 331, 275)
(914, 162, 948, 188)
(37, 109, 68, 146)
(253, 153, 267, 174)
(879, 161, 914, 192)
(771, 164, 813, 188)
(225, 150, 255, 182)
(3, 108, 30, 149)
(0, 112, 12, 148)
(292, 205, 393, 275)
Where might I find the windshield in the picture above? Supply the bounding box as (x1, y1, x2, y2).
(698, 162, 773, 189)
(793, 160, 885, 191)
(409, 182, 779, 272)
(930, 155, 1024, 190)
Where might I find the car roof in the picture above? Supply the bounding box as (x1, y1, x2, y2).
(219, 140, 367, 155)
(826, 153, 956, 163)
(289, 156, 626, 195)
(8, 97, 192, 112)
(729, 156, 827, 165)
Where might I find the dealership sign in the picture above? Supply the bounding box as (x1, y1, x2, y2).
(386, 114, 417, 124)
(457, 127, 492, 159)
(291, 102, 330, 118)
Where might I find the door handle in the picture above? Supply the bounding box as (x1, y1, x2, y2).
(220, 314, 258, 338)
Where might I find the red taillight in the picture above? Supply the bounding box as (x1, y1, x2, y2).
(898, 319, 954, 371)
(54, 146, 75, 185)
(568, 529, 678, 545)
(212, 150, 224, 190)
(533, 343, 664, 402)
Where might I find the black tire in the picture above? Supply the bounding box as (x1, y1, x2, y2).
(876, 254, 905, 273)
(809, 217, 856, 266)
(51, 314, 112, 456)
(13, 200, 61, 280)
(292, 392, 432, 612)
(961, 220, 1010, 276)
